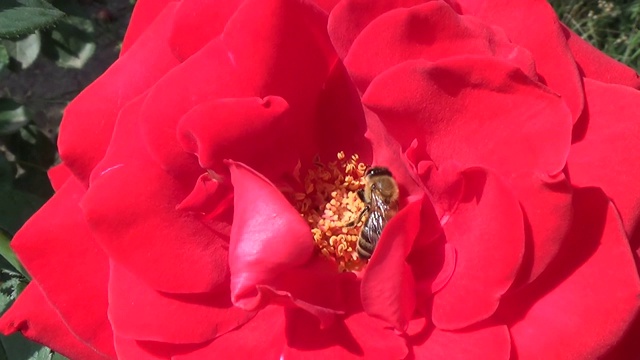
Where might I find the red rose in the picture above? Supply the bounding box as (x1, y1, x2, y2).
(2, 0, 640, 359)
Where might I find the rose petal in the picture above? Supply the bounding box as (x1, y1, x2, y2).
(114, 336, 169, 360)
(140, 0, 336, 173)
(363, 58, 572, 178)
(8, 177, 115, 357)
(601, 313, 640, 359)
(561, 24, 640, 88)
(227, 161, 343, 324)
(47, 163, 73, 191)
(503, 188, 640, 359)
(83, 97, 228, 294)
(108, 261, 254, 344)
(361, 199, 423, 331)
(114, 337, 208, 360)
(0, 283, 109, 360)
(411, 324, 511, 359)
(327, 0, 424, 60)
(430, 166, 525, 329)
(455, 0, 584, 122)
(507, 171, 573, 286)
(121, 0, 177, 54)
(284, 307, 408, 359)
(168, 0, 242, 61)
(568, 79, 640, 247)
(175, 306, 407, 359)
(175, 173, 233, 218)
(59, 3, 180, 184)
(173, 306, 287, 360)
(363, 109, 425, 203)
(313, 61, 371, 163)
(178, 96, 301, 178)
(343, 1, 536, 91)
(409, 237, 457, 305)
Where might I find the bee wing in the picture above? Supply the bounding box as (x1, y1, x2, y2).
(364, 192, 390, 246)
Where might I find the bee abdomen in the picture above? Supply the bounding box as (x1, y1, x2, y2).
(357, 230, 378, 260)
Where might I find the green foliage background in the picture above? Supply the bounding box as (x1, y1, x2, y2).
(0, 0, 638, 359)
(550, 0, 640, 69)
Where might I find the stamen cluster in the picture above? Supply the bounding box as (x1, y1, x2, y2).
(292, 152, 368, 272)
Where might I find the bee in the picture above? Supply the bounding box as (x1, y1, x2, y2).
(346, 167, 399, 260)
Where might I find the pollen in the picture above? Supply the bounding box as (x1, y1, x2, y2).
(291, 152, 368, 272)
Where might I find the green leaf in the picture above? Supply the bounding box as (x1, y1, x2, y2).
(0, 232, 29, 280)
(3, 32, 41, 70)
(0, 333, 52, 360)
(50, 353, 68, 360)
(0, 276, 28, 314)
(0, 98, 29, 135)
(0, 341, 7, 360)
(0, 0, 65, 39)
(0, 155, 13, 190)
(41, 1, 95, 69)
(0, 187, 44, 235)
(0, 278, 48, 360)
(0, 279, 17, 316)
(0, 44, 8, 72)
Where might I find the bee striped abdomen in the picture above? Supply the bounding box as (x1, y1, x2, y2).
(351, 166, 399, 262)
(356, 210, 384, 260)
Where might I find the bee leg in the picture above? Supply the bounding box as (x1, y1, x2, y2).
(356, 189, 366, 202)
(345, 206, 369, 228)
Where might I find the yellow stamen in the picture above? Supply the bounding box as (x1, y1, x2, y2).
(291, 152, 368, 272)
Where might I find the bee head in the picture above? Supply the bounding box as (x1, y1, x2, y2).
(365, 167, 393, 178)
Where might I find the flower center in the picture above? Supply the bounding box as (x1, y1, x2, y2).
(292, 152, 368, 272)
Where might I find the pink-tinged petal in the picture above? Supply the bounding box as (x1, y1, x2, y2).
(344, 1, 536, 91)
(363, 58, 572, 178)
(173, 306, 287, 360)
(508, 171, 573, 286)
(175, 173, 234, 218)
(430, 167, 525, 329)
(503, 188, 640, 359)
(177, 96, 300, 179)
(58, 3, 180, 184)
(121, 0, 177, 54)
(457, 0, 584, 122)
(327, 0, 424, 60)
(227, 161, 312, 302)
(108, 261, 254, 344)
(168, 0, 242, 61)
(47, 163, 72, 191)
(562, 25, 640, 88)
(228, 161, 343, 324)
(0, 283, 109, 360)
(8, 177, 115, 357)
(140, 0, 336, 173)
(411, 324, 511, 360)
(568, 79, 640, 246)
(361, 199, 423, 331)
(83, 97, 228, 294)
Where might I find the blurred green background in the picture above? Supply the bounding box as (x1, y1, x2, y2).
(0, 0, 638, 358)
